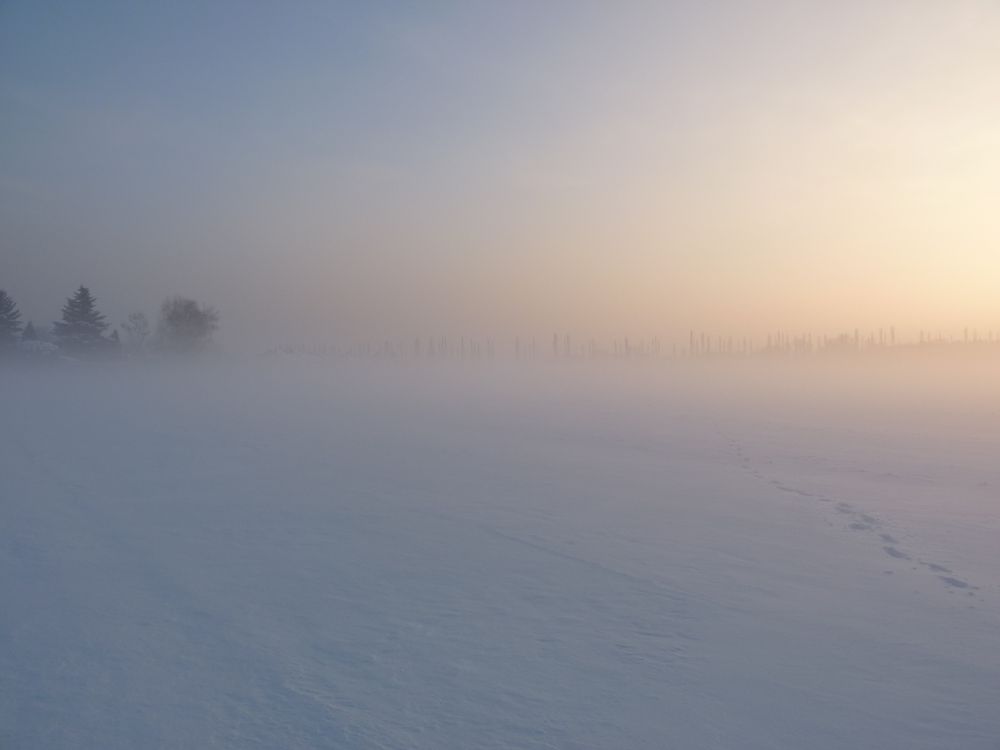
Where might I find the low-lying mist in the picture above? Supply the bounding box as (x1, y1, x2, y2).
(4, 353, 998, 749)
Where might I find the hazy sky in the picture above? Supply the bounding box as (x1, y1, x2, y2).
(3, 1, 999, 348)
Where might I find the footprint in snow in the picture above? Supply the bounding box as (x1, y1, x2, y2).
(939, 576, 973, 590)
(920, 561, 952, 574)
(723, 437, 981, 598)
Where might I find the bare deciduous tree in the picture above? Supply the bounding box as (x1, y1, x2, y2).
(122, 312, 151, 350)
(157, 296, 219, 353)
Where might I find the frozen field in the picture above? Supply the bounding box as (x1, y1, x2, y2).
(2, 360, 998, 749)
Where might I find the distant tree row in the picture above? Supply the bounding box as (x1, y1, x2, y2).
(0, 286, 218, 360)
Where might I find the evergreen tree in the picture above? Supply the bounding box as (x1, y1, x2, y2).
(22, 321, 38, 341)
(53, 285, 109, 352)
(0, 289, 23, 349)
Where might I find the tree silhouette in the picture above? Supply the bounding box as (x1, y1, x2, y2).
(122, 312, 151, 349)
(157, 296, 219, 353)
(53, 286, 109, 352)
(0, 289, 24, 349)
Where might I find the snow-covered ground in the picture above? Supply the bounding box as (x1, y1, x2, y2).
(2, 360, 998, 749)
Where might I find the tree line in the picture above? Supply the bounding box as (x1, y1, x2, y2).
(0, 286, 218, 360)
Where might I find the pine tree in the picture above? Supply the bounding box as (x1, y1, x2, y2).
(53, 285, 108, 352)
(0, 289, 23, 349)
(22, 321, 38, 341)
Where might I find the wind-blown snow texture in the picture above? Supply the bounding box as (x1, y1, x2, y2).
(2, 361, 998, 749)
